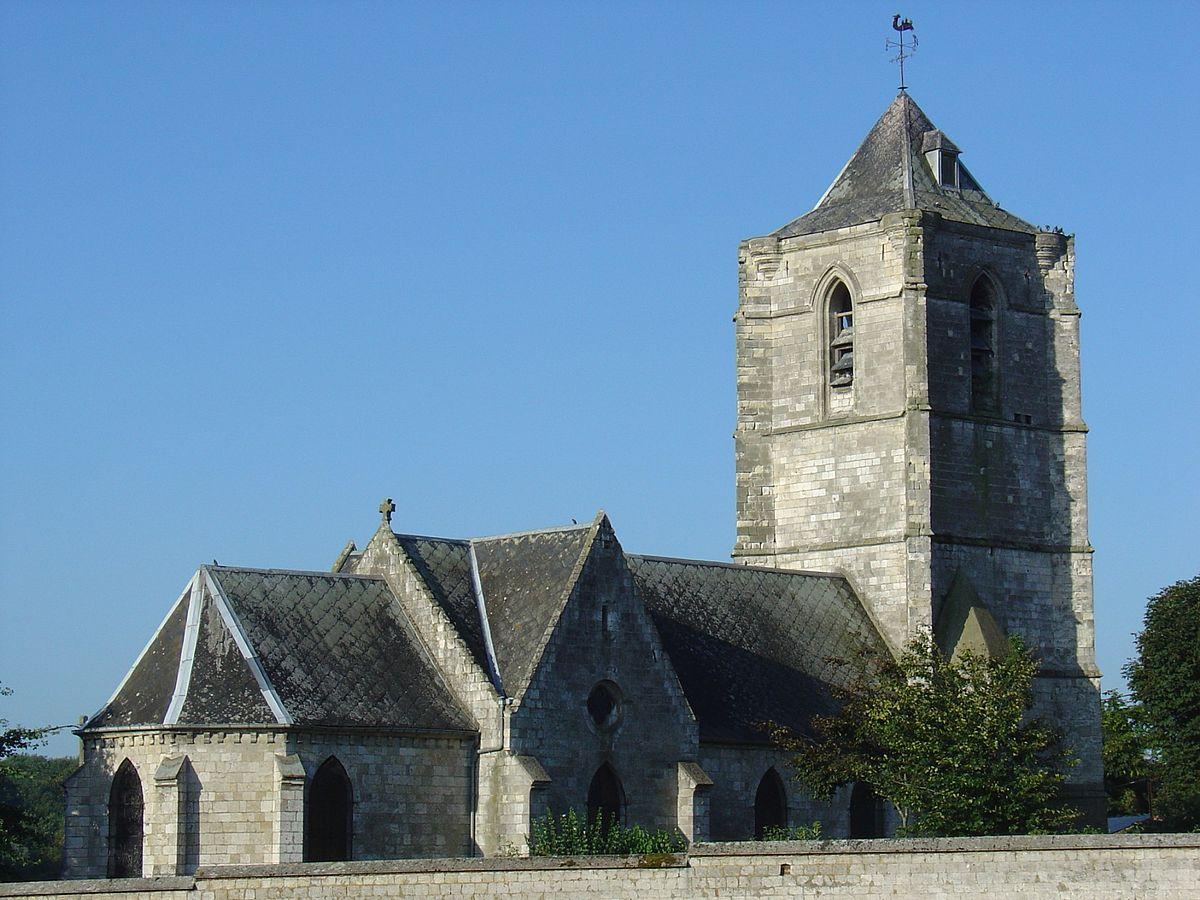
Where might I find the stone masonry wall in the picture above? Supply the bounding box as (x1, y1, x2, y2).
(63, 728, 476, 879)
(9, 835, 1197, 899)
(734, 215, 931, 650)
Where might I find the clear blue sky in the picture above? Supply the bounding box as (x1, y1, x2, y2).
(2, 2, 1197, 757)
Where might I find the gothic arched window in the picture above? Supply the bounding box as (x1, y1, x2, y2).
(969, 275, 998, 413)
(306, 756, 353, 862)
(107, 759, 143, 878)
(849, 782, 885, 838)
(828, 282, 855, 388)
(586, 762, 624, 831)
(753, 768, 788, 839)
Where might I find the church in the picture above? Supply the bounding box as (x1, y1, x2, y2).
(61, 90, 1105, 878)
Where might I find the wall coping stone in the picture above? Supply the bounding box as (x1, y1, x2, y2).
(0, 876, 193, 896)
(5, 835, 1198, 895)
(692, 832, 1200, 856)
(193, 853, 688, 880)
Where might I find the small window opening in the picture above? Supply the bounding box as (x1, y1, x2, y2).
(939, 152, 959, 188)
(587, 681, 621, 731)
(108, 759, 144, 878)
(969, 276, 998, 413)
(828, 282, 854, 388)
(754, 768, 788, 839)
(306, 756, 353, 862)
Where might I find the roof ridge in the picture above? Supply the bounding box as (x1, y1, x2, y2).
(392, 522, 591, 546)
(209, 564, 385, 581)
(627, 553, 845, 580)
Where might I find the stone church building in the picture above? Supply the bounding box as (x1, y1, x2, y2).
(62, 92, 1104, 878)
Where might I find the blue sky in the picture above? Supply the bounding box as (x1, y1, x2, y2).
(2, 2, 1196, 757)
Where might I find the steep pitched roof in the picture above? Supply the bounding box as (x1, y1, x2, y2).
(774, 92, 1036, 238)
(627, 555, 889, 744)
(393, 523, 596, 700)
(84, 567, 474, 733)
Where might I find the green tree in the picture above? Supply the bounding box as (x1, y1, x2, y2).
(770, 634, 1076, 837)
(1, 683, 49, 881)
(1100, 690, 1157, 817)
(1125, 575, 1200, 830)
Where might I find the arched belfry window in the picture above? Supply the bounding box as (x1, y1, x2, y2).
(828, 282, 854, 388)
(969, 275, 998, 412)
(849, 782, 885, 838)
(753, 768, 788, 838)
(306, 756, 353, 862)
(586, 762, 624, 830)
(107, 759, 143, 878)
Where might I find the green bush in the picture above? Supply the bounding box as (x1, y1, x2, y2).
(760, 821, 823, 841)
(528, 809, 685, 856)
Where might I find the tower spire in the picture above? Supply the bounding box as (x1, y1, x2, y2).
(887, 15, 917, 92)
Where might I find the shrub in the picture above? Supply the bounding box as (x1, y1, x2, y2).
(761, 821, 822, 841)
(528, 808, 686, 856)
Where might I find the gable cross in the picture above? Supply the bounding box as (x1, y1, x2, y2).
(379, 497, 396, 525)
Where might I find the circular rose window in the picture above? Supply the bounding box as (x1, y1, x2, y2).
(586, 681, 622, 731)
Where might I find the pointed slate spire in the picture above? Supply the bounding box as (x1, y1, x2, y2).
(774, 92, 1036, 238)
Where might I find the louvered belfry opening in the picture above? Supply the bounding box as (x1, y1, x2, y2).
(753, 768, 788, 839)
(586, 762, 624, 832)
(829, 282, 855, 388)
(107, 759, 143, 878)
(305, 757, 353, 862)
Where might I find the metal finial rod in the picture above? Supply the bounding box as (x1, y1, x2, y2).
(887, 15, 917, 91)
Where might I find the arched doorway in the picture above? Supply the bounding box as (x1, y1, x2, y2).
(107, 759, 143, 878)
(586, 762, 624, 831)
(849, 782, 884, 838)
(306, 757, 353, 862)
(753, 768, 788, 838)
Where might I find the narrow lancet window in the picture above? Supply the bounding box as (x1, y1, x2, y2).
(828, 282, 854, 388)
(969, 276, 998, 412)
(849, 782, 885, 838)
(753, 768, 788, 838)
(108, 759, 144, 878)
(306, 757, 353, 862)
(586, 763, 624, 832)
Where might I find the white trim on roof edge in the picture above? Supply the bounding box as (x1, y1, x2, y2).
(83, 573, 199, 729)
(201, 567, 294, 726)
(467, 541, 505, 696)
(163, 573, 205, 725)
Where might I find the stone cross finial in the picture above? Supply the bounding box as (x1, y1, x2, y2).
(379, 497, 396, 525)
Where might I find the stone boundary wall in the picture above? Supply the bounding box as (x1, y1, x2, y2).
(2, 834, 1196, 899)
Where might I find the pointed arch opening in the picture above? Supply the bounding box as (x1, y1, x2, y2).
(969, 274, 998, 413)
(586, 762, 625, 831)
(753, 767, 788, 839)
(849, 782, 885, 838)
(305, 756, 353, 862)
(107, 759, 143, 878)
(828, 281, 855, 389)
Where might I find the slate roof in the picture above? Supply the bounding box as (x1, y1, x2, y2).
(85, 567, 474, 733)
(394, 525, 595, 699)
(773, 92, 1037, 238)
(627, 555, 890, 745)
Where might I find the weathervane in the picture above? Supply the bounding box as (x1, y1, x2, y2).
(887, 14, 917, 91)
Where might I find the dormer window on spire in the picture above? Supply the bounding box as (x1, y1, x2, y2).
(922, 129, 960, 189)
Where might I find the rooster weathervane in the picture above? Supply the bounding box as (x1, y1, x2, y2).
(887, 15, 918, 92)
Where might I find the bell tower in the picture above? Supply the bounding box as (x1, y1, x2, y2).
(732, 91, 1104, 823)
